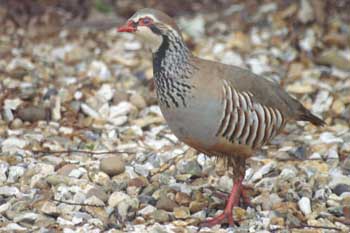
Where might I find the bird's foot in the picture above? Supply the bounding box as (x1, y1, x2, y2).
(212, 185, 252, 208)
(201, 211, 237, 227)
(201, 178, 246, 227)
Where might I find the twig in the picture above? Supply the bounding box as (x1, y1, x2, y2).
(30, 149, 137, 156)
(53, 198, 105, 208)
(290, 224, 342, 231)
(275, 157, 339, 162)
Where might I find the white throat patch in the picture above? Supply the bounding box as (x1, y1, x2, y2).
(134, 26, 163, 53)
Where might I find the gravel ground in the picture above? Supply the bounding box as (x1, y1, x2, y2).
(0, 1, 350, 232)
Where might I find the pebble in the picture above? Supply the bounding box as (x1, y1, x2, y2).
(7, 165, 25, 183)
(138, 205, 157, 216)
(151, 210, 169, 223)
(0, 162, 9, 182)
(189, 201, 207, 213)
(333, 184, 350, 196)
(99, 156, 125, 177)
(40, 201, 60, 216)
(86, 187, 108, 203)
(16, 106, 51, 122)
(173, 206, 190, 219)
(319, 132, 343, 144)
(0, 186, 20, 196)
(316, 49, 350, 71)
(2, 137, 27, 150)
(1, 223, 27, 231)
(13, 212, 39, 223)
(96, 84, 115, 103)
(298, 0, 314, 23)
(177, 159, 202, 177)
(57, 164, 78, 176)
(87, 60, 111, 80)
(175, 192, 192, 206)
(156, 195, 179, 212)
(108, 191, 129, 208)
(81, 103, 100, 119)
(84, 196, 105, 206)
(251, 161, 277, 182)
(117, 197, 139, 221)
(298, 197, 312, 216)
(129, 93, 147, 109)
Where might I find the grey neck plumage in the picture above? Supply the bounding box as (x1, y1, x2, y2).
(152, 31, 194, 108)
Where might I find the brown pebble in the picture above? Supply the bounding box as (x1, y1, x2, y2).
(17, 106, 50, 122)
(56, 164, 78, 176)
(100, 156, 125, 177)
(156, 195, 178, 212)
(128, 176, 149, 187)
(129, 93, 147, 109)
(175, 192, 192, 206)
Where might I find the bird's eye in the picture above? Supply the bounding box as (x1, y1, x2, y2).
(142, 17, 152, 25)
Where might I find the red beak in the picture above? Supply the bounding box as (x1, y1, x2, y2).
(117, 21, 136, 33)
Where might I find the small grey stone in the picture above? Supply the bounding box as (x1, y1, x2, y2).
(35, 214, 56, 228)
(5, 201, 29, 220)
(218, 175, 233, 193)
(56, 164, 78, 176)
(279, 167, 297, 180)
(262, 193, 282, 210)
(0, 162, 9, 183)
(151, 209, 169, 223)
(1, 223, 27, 231)
(17, 106, 50, 122)
(156, 195, 178, 212)
(0, 186, 20, 196)
(70, 101, 81, 113)
(328, 206, 344, 217)
(86, 187, 108, 203)
(129, 93, 147, 109)
(138, 205, 157, 216)
(251, 161, 276, 182)
(46, 175, 72, 186)
(108, 191, 129, 208)
(14, 212, 39, 223)
(40, 201, 60, 217)
(84, 196, 105, 206)
(41, 155, 63, 166)
(7, 166, 25, 183)
(69, 168, 84, 178)
(0, 202, 11, 214)
(333, 184, 350, 196)
(134, 163, 153, 177)
(139, 194, 157, 205)
(117, 197, 139, 221)
(342, 156, 350, 171)
(177, 159, 202, 177)
(100, 156, 125, 176)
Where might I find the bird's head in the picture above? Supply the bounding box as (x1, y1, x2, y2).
(117, 8, 182, 52)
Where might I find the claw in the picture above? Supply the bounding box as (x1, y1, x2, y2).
(202, 178, 251, 227)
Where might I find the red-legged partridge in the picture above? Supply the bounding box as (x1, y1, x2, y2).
(118, 8, 324, 227)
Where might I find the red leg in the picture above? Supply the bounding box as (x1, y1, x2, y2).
(201, 178, 243, 227)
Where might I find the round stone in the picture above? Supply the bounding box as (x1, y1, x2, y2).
(100, 156, 125, 177)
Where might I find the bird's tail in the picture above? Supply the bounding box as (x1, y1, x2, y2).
(298, 106, 325, 126)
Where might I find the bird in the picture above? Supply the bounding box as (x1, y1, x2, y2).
(117, 8, 325, 227)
